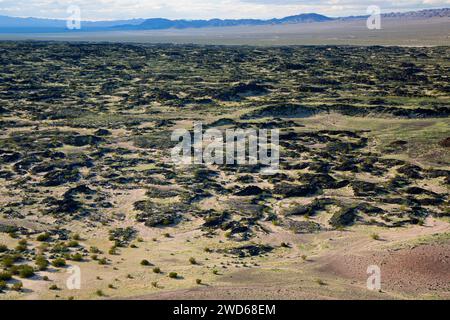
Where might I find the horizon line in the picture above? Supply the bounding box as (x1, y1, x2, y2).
(0, 6, 448, 23)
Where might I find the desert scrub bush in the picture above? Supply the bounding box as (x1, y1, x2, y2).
(15, 243, 27, 252)
(152, 267, 161, 274)
(49, 284, 58, 290)
(163, 233, 171, 238)
(98, 258, 107, 265)
(71, 233, 81, 241)
(1, 254, 20, 268)
(66, 240, 79, 248)
(301, 255, 308, 261)
(36, 233, 51, 242)
(11, 281, 23, 291)
(0, 271, 12, 281)
(70, 253, 83, 261)
(0, 280, 7, 291)
(140, 259, 151, 266)
(151, 281, 158, 288)
(196, 279, 202, 285)
(50, 242, 68, 254)
(109, 227, 136, 247)
(212, 269, 219, 275)
(108, 247, 117, 255)
(35, 255, 49, 271)
(16, 265, 35, 278)
(96, 289, 104, 297)
(189, 257, 197, 265)
(168, 272, 178, 279)
(370, 233, 380, 240)
(0, 244, 8, 252)
(51, 258, 66, 268)
(315, 279, 326, 286)
(89, 246, 101, 254)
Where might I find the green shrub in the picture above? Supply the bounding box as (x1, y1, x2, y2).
(0, 244, 8, 252)
(98, 258, 107, 265)
(89, 246, 101, 254)
(35, 255, 49, 271)
(2, 254, 17, 268)
(140, 259, 150, 266)
(18, 265, 35, 278)
(51, 258, 66, 268)
(0, 271, 12, 281)
(15, 244, 27, 252)
(67, 240, 79, 248)
(36, 233, 51, 242)
(11, 281, 23, 291)
(96, 289, 104, 297)
(189, 257, 197, 265)
(152, 267, 161, 274)
(168, 272, 178, 279)
(72, 234, 81, 241)
(0, 280, 7, 291)
(370, 233, 380, 240)
(49, 284, 58, 290)
(70, 253, 83, 261)
(315, 279, 326, 286)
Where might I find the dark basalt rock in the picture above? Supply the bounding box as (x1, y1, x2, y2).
(64, 184, 95, 197)
(330, 205, 359, 227)
(203, 211, 229, 228)
(134, 201, 185, 227)
(0, 151, 21, 163)
(215, 82, 269, 101)
(273, 183, 320, 197)
(94, 129, 111, 136)
(43, 195, 82, 215)
(398, 164, 422, 179)
(63, 135, 103, 147)
(284, 198, 339, 217)
(219, 244, 273, 257)
(351, 181, 384, 196)
(242, 104, 320, 119)
(13, 155, 40, 173)
(299, 173, 345, 189)
(285, 220, 322, 234)
(42, 169, 81, 187)
(235, 186, 264, 196)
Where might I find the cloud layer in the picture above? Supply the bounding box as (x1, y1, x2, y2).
(0, 0, 449, 20)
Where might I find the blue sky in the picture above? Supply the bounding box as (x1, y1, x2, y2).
(0, 0, 449, 20)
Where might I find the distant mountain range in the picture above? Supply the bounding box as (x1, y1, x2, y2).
(0, 8, 448, 33)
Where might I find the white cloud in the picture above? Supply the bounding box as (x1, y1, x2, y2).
(0, 0, 448, 20)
